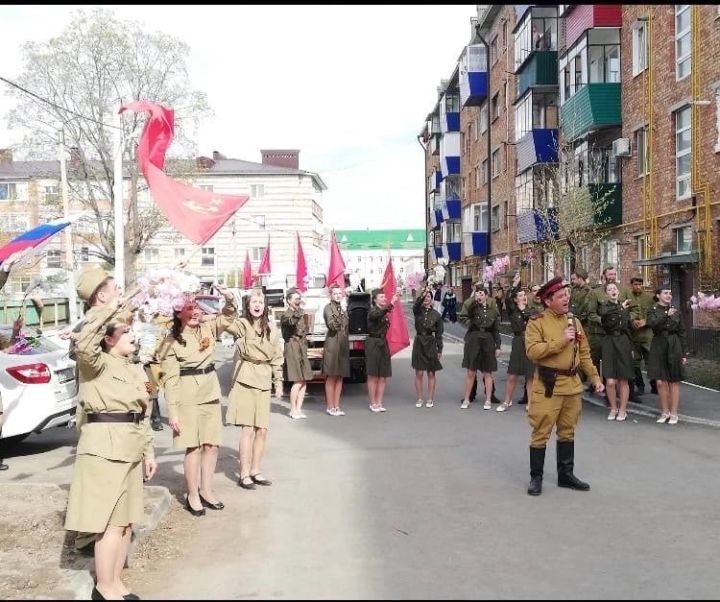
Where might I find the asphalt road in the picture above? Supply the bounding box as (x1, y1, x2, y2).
(3, 338, 720, 599)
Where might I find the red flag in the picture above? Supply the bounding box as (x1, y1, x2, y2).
(382, 255, 410, 356)
(257, 236, 271, 275)
(119, 101, 249, 245)
(296, 232, 308, 293)
(326, 230, 346, 288)
(243, 250, 253, 289)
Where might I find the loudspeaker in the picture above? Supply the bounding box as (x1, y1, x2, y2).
(347, 292, 370, 335)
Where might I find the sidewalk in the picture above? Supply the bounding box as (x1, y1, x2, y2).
(406, 306, 720, 428)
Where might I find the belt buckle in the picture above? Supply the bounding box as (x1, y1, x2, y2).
(132, 412, 142, 424)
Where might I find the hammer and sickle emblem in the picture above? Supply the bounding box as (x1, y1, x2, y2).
(183, 197, 223, 214)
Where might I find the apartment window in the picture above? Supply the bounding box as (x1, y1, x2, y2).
(632, 21, 648, 76)
(252, 215, 266, 229)
(515, 170, 534, 213)
(251, 247, 266, 261)
(480, 104, 488, 133)
(513, 7, 558, 71)
(0, 183, 18, 201)
(676, 226, 692, 253)
(635, 126, 649, 176)
(0, 214, 29, 231)
(79, 246, 89, 263)
(312, 200, 323, 220)
(491, 149, 501, 178)
(491, 204, 502, 232)
(588, 43, 620, 83)
(461, 131, 467, 153)
(144, 248, 159, 263)
(675, 5, 691, 80)
(573, 54, 583, 90)
(481, 159, 488, 184)
(250, 184, 265, 198)
(201, 247, 215, 267)
(44, 185, 60, 203)
(491, 93, 500, 121)
(475, 165, 480, 189)
(675, 106, 691, 199)
(46, 249, 62, 269)
(514, 91, 559, 142)
(174, 248, 186, 261)
(475, 114, 481, 140)
(563, 253, 572, 279)
(490, 37, 498, 65)
(474, 204, 489, 232)
(199, 184, 214, 192)
(578, 246, 589, 272)
(543, 251, 555, 282)
(503, 201, 509, 230)
(601, 240, 619, 270)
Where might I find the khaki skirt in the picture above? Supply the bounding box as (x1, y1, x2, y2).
(226, 382, 271, 429)
(65, 454, 143, 533)
(284, 339, 313, 382)
(173, 400, 223, 449)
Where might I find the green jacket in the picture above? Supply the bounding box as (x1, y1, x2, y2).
(570, 284, 592, 324)
(629, 289, 655, 343)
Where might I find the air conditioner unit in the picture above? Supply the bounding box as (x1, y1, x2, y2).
(612, 137, 632, 157)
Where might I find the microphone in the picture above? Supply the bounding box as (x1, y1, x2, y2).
(567, 312, 576, 333)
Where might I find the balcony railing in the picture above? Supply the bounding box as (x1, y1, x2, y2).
(516, 129, 559, 173)
(560, 83, 621, 141)
(517, 208, 559, 244)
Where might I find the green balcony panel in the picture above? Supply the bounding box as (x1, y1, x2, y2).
(560, 83, 621, 141)
(571, 183, 622, 229)
(517, 51, 559, 98)
(590, 183, 622, 227)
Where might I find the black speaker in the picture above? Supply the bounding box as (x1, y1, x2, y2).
(347, 292, 370, 334)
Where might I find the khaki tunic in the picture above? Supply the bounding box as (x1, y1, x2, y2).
(159, 299, 237, 448)
(281, 307, 313, 382)
(525, 309, 600, 448)
(220, 317, 283, 428)
(322, 301, 350, 377)
(65, 307, 153, 534)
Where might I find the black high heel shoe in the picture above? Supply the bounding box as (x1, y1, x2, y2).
(91, 586, 106, 601)
(198, 493, 225, 510)
(124, 594, 141, 600)
(238, 476, 256, 490)
(184, 495, 206, 516)
(250, 474, 273, 486)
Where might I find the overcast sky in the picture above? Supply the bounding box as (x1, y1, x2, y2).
(0, 5, 477, 230)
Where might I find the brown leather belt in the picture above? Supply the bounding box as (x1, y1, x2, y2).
(87, 412, 145, 424)
(180, 364, 215, 376)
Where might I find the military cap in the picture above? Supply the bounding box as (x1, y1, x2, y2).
(573, 267, 589, 280)
(630, 274, 644, 284)
(76, 267, 111, 301)
(536, 276, 567, 301)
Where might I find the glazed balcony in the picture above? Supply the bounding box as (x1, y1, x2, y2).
(560, 83, 621, 141)
(459, 44, 488, 107)
(517, 51, 558, 98)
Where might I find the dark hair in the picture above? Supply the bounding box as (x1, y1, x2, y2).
(604, 281, 619, 293)
(602, 265, 616, 276)
(285, 287, 300, 302)
(654, 286, 671, 301)
(87, 276, 113, 309)
(510, 287, 527, 302)
(371, 288, 384, 303)
(171, 314, 186, 346)
(100, 323, 129, 353)
(244, 289, 271, 337)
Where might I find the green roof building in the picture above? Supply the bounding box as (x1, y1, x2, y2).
(334, 229, 425, 251)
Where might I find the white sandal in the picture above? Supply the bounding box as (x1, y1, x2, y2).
(415, 399, 424, 408)
(497, 401, 512, 412)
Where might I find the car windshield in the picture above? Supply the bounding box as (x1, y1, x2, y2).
(0, 328, 62, 355)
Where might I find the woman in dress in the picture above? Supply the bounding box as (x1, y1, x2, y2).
(598, 282, 635, 421)
(322, 284, 350, 416)
(411, 287, 443, 408)
(281, 288, 313, 419)
(65, 305, 156, 601)
(159, 287, 236, 516)
(441, 287, 458, 322)
(366, 288, 401, 412)
(647, 286, 688, 425)
(221, 288, 284, 489)
(498, 273, 535, 412)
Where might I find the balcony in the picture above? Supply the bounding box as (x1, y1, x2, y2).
(577, 183, 622, 227)
(565, 5, 622, 50)
(439, 132, 460, 179)
(441, 197, 462, 221)
(429, 207, 443, 230)
(517, 51, 558, 98)
(459, 44, 488, 107)
(517, 208, 559, 244)
(560, 83, 621, 141)
(516, 129, 558, 173)
(430, 169, 442, 193)
(463, 231, 489, 257)
(429, 134, 440, 156)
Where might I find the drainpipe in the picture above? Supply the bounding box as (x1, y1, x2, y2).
(417, 134, 430, 271)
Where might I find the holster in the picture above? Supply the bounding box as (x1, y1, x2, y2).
(537, 366, 558, 398)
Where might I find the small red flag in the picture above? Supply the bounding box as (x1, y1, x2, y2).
(382, 255, 410, 356)
(326, 230, 346, 288)
(296, 232, 308, 293)
(243, 250, 253, 289)
(119, 101, 248, 245)
(257, 236, 271, 275)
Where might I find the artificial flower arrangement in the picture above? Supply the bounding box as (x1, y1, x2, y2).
(690, 291, 720, 311)
(7, 331, 41, 355)
(483, 255, 511, 283)
(519, 249, 537, 268)
(132, 268, 202, 319)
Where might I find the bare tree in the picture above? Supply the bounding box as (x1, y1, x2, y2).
(5, 8, 211, 283)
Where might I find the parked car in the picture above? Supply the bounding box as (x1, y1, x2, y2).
(0, 327, 78, 448)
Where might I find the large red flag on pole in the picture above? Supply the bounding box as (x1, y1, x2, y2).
(243, 250, 253, 289)
(118, 101, 248, 245)
(381, 254, 410, 356)
(257, 235, 271, 275)
(326, 230, 346, 288)
(296, 232, 308, 293)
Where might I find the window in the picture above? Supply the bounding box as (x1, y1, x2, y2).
(515, 170, 534, 213)
(563, 253, 572, 279)
(675, 5, 691, 80)
(491, 204, 502, 232)
(578, 246, 589, 272)
(144, 248, 159, 262)
(491, 149, 501, 178)
(480, 104, 488, 133)
(601, 240, 618, 271)
(251, 215, 266, 229)
(201, 247, 215, 267)
(251, 247, 266, 261)
(676, 226, 692, 253)
(513, 7, 558, 71)
(491, 93, 500, 121)
(44, 185, 60, 203)
(636, 234, 651, 283)
(635, 126, 649, 176)
(79, 246, 89, 263)
(0, 214, 28, 231)
(514, 91, 558, 141)
(312, 200, 323, 220)
(475, 165, 480, 189)
(175, 248, 186, 260)
(588, 44, 620, 83)
(715, 87, 720, 153)
(461, 131, 467, 153)
(503, 201, 509, 230)
(490, 37, 498, 65)
(632, 21, 648, 76)
(250, 184, 265, 198)
(46, 249, 62, 269)
(0, 183, 18, 201)
(464, 203, 489, 232)
(675, 106, 691, 199)
(199, 184, 214, 192)
(481, 159, 488, 184)
(475, 113, 481, 140)
(543, 251, 555, 282)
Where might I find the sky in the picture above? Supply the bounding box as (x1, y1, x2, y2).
(0, 5, 478, 231)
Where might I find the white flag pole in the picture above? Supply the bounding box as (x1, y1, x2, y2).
(113, 112, 125, 291)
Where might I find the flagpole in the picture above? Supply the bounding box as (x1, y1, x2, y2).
(59, 134, 78, 323)
(113, 112, 125, 291)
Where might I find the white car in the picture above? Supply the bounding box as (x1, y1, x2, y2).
(0, 327, 78, 446)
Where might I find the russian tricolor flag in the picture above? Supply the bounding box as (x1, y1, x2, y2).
(0, 217, 75, 267)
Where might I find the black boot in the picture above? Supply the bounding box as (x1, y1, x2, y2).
(634, 368, 645, 395)
(628, 382, 643, 404)
(517, 385, 529, 405)
(557, 441, 590, 491)
(491, 382, 501, 404)
(650, 380, 658, 395)
(469, 375, 477, 402)
(150, 397, 163, 431)
(527, 446, 545, 496)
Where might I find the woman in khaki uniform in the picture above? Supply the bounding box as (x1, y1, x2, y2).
(159, 288, 236, 515)
(64, 304, 156, 601)
(281, 288, 313, 419)
(220, 289, 283, 489)
(322, 284, 350, 416)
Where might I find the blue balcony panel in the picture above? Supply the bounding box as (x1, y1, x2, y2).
(470, 232, 489, 256)
(444, 197, 461, 220)
(441, 156, 460, 179)
(440, 111, 460, 133)
(460, 72, 488, 107)
(432, 169, 442, 192)
(433, 246, 445, 260)
(516, 129, 559, 173)
(517, 208, 559, 244)
(445, 243, 462, 262)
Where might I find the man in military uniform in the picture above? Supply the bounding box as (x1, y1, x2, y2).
(525, 276, 604, 496)
(628, 275, 657, 398)
(570, 268, 593, 384)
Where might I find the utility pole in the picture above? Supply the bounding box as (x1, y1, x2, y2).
(59, 134, 78, 322)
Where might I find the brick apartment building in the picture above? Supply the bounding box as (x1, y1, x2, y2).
(421, 4, 720, 321)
